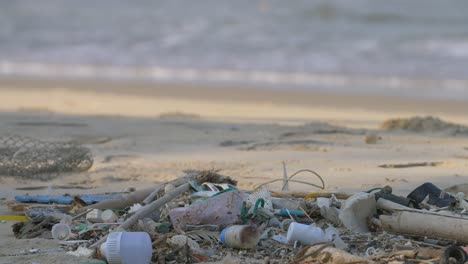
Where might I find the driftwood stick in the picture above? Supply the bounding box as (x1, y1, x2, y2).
(142, 176, 191, 205)
(380, 210, 468, 243)
(78, 176, 193, 212)
(90, 183, 190, 249)
(270, 191, 351, 200)
(78, 188, 154, 212)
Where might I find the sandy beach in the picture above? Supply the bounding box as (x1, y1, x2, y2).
(1, 79, 468, 263)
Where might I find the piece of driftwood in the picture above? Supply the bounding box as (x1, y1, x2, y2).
(142, 176, 192, 205)
(271, 191, 350, 200)
(78, 178, 187, 212)
(377, 198, 413, 211)
(380, 210, 468, 243)
(16, 185, 93, 190)
(90, 183, 190, 248)
(294, 244, 375, 264)
(13, 215, 53, 239)
(385, 248, 442, 260)
(77, 188, 154, 212)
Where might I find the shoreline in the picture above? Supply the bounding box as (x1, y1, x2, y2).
(0, 77, 467, 128)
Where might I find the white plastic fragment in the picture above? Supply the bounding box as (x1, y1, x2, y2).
(86, 209, 103, 223)
(128, 203, 143, 213)
(101, 210, 119, 223)
(272, 234, 288, 244)
(286, 222, 327, 245)
(67, 246, 94, 258)
(317, 197, 342, 226)
(339, 192, 376, 233)
(324, 225, 348, 250)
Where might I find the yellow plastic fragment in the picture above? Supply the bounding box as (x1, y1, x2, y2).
(0, 215, 28, 221)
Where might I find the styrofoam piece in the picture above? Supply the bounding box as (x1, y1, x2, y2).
(101, 210, 119, 223)
(86, 209, 103, 223)
(339, 192, 376, 233)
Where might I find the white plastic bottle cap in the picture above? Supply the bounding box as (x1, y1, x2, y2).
(100, 232, 152, 264)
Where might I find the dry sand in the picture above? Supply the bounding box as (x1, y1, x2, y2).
(0, 78, 467, 263)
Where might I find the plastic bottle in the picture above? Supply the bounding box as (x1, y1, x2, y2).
(286, 222, 327, 245)
(219, 225, 260, 249)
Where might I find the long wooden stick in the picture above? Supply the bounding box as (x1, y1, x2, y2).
(90, 183, 190, 248)
(142, 176, 191, 205)
(78, 176, 192, 212)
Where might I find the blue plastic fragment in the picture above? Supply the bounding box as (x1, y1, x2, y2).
(277, 209, 305, 217)
(15, 193, 122, 205)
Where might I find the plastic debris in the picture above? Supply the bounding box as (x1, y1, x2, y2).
(99, 232, 152, 264)
(407, 182, 456, 208)
(6, 169, 468, 264)
(15, 193, 122, 205)
(169, 189, 243, 229)
(86, 209, 103, 223)
(67, 246, 95, 258)
(317, 197, 342, 226)
(220, 225, 260, 249)
(287, 222, 327, 245)
(339, 192, 376, 233)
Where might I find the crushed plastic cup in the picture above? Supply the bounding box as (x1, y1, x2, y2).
(51, 223, 71, 241)
(286, 222, 327, 245)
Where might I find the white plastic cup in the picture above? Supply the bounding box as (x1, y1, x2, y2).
(51, 223, 71, 241)
(286, 222, 327, 245)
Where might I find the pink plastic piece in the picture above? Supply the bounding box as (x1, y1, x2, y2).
(169, 190, 243, 229)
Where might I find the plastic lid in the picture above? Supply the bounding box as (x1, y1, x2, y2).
(219, 228, 228, 245)
(101, 232, 152, 264)
(101, 232, 122, 264)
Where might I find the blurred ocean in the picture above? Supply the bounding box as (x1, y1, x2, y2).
(0, 0, 467, 100)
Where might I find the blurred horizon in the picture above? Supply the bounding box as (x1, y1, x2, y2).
(0, 0, 467, 100)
